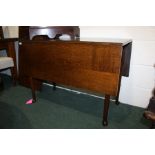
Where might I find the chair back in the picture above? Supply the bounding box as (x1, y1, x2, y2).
(19, 26, 80, 41)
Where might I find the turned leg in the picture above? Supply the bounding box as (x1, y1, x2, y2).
(115, 95, 119, 105)
(29, 77, 36, 102)
(102, 94, 110, 126)
(53, 82, 56, 90)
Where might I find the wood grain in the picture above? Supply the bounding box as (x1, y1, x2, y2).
(20, 41, 122, 96)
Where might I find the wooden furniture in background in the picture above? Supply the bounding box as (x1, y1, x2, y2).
(0, 27, 4, 39)
(19, 37, 132, 126)
(19, 26, 80, 41)
(0, 26, 18, 85)
(19, 26, 80, 89)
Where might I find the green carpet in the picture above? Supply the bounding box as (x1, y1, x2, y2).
(0, 74, 150, 129)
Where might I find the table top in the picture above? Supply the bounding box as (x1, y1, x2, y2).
(79, 38, 132, 46)
(21, 37, 132, 46)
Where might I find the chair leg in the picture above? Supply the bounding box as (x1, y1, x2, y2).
(10, 67, 17, 85)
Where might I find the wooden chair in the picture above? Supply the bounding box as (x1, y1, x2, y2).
(0, 26, 17, 88)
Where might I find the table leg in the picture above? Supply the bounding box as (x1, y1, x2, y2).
(10, 67, 17, 85)
(53, 82, 56, 90)
(29, 77, 36, 102)
(115, 76, 122, 105)
(102, 94, 110, 126)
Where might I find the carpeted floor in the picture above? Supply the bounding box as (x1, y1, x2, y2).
(0, 74, 150, 129)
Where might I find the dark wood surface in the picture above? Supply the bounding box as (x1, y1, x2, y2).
(19, 39, 132, 125)
(20, 40, 124, 96)
(29, 26, 80, 40)
(19, 26, 80, 89)
(0, 26, 4, 39)
(121, 42, 132, 77)
(19, 26, 80, 40)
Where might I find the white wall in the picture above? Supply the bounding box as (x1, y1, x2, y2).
(4, 26, 155, 108)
